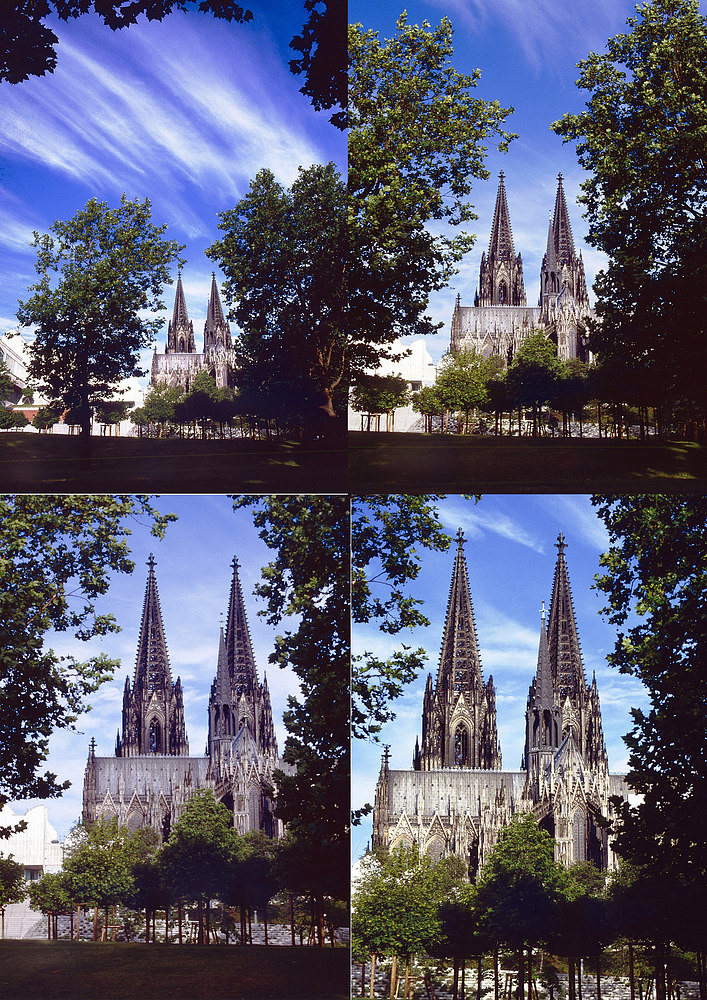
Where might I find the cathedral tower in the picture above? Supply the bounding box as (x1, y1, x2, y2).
(539, 174, 590, 318)
(166, 273, 196, 354)
(203, 274, 232, 354)
(415, 529, 501, 770)
(207, 557, 277, 761)
(477, 172, 527, 307)
(117, 555, 189, 757)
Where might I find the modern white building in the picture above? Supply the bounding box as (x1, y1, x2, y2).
(349, 338, 438, 432)
(0, 804, 64, 880)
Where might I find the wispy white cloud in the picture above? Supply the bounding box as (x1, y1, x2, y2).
(424, 0, 631, 73)
(438, 499, 546, 553)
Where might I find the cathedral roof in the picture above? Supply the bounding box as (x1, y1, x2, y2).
(488, 171, 516, 260)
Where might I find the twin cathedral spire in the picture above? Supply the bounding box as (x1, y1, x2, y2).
(413, 529, 607, 783)
(475, 172, 589, 318)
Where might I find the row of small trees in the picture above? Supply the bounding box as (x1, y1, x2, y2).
(353, 816, 707, 1000)
(352, 336, 695, 440)
(25, 790, 343, 947)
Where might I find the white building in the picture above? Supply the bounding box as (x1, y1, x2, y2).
(0, 804, 64, 880)
(349, 338, 438, 433)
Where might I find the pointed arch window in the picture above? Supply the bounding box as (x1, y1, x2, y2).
(454, 724, 469, 766)
(149, 718, 161, 753)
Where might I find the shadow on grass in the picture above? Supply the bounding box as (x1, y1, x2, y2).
(0, 940, 349, 1000)
(0, 434, 347, 493)
(349, 432, 707, 492)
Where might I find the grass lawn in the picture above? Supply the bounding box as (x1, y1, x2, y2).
(0, 940, 349, 1000)
(0, 433, 347, 493)
(349, 431, 707, 492)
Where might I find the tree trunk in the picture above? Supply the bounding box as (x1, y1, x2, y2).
(289, 894, 295, 946)
(404, 957, 411, 1000)
(478, 956, 483, 1000)
(597, 951, 601, 1000)
(370, 953, 376, 999)
(453, 957, 459, 1000)
(494, 946, 499, 1000)
(263, 904, 268, 946)
(528, 948, 533, 1000)
(391, 954, 398, 999)
(165, 904, 170, 944)
(178, 901, 183, 945)
(629, 941, 636, 1000)
(93, 905, 99, 941)
(568, 957, 576, 1000)
(47, 913, 50, 940)
(70, 910, 74, 941)
(197, 899, 203, 945)
(578, 958, 582, 1000)
(519, 948, 525, 1000)
(461, 958, 466, 1000)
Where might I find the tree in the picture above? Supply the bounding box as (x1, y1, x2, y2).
(352, 497, 464, 743)
(411, 385, 443, 433)
(94, 401, 131, 433)
(353, 847, 447, 999)
(27, 870, 75, 940)
(0, 359, 16, 403)
(32, 402, 64, 432)
(0, 1, 346, 125)
(350, 374, 411, 430)
(591, 495, 707, 883)
(348, 14, 514, 375)
(476, 814, 567, 1000)
(208, 163, 346, 419)
(434, 886, 491, 1000)
(230, 497, 349, 935)
(17, 195, 184, 449)
(138, 382, 185, 436)
(505, 332, 563, 436)
(159, 789, 240, 945)
(434, 350, 495, 434)
(0, 855, 25, 939)
(552, 1, 707, 425)
(0, 408, 28, 430)
(0, 495, 175, 831)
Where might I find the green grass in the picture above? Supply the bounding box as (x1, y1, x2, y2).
(0, 433, 347, 492)
(349, 432, 707, 492)
(0, 940, 349, 1000)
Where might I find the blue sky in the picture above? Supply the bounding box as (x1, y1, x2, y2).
(11, 496, 301, 840)
(352, 495, 651, 861)
(351, 0, 707, 362)
(0, 7, 345, 382)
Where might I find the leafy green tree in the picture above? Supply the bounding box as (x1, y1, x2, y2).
(434, 885, 491, 1000)
(350, 374, 411, 425)
(0, 408, 28, 430)
(353, 847, 447, 997)
(17, 195, 184, 449)
(94, 401, 131, 433)
(0, 495, 175, 831)
(476, 814, 567, 1000)
(506, 332, 563, 436)
(32, 402, 64, 432)
(27, 870, 75, 940)
(434, 350, 494, 433)
(159, 788, 240, 945)
(137, 382, 184, 436)
(231, 497, 349, 935)
(348, 14, 514, 376)
(289, 0, 346, 128)
(208, 163, 346, 419)
(0, 855, 25, 939)
(552, 0, 707, 425)
(592, 495, 707, 882)
(412, 385, 443, 433)
(0, 360, 16, 403)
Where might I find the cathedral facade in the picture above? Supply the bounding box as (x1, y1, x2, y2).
(151, 272, 236, 391)
(450, 173, 593, 363)
(82, 555, 283, 841)
(373, 532, 629, 875)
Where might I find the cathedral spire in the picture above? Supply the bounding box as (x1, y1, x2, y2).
(119, 555, 189, 757)
(478, 173, 526, 307)
(419, 529, 501, 770)
(436, 528, 484, 700)
(166, 272, 196, 354)
(224, 556, 259, 698)
(546, 533, 587, 705)
(488, 171, 516, 259)
(552, 173, 576, 264)
(203, 273, 232, 353)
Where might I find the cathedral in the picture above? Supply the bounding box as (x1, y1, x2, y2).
(373, 531, 630, 875)
(150, 272, 236, 391)
(82, 554, 283, 841)
(450, 173, 593, 363)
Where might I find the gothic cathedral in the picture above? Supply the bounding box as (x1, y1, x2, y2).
(373, 531, 629, 874)
(150, 272, 236, 391)
(450, 173, 593, 363)
(83, 555, 283, 841)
